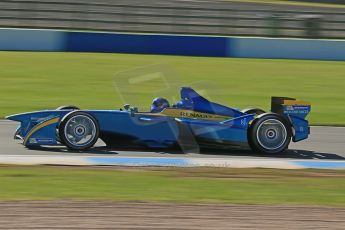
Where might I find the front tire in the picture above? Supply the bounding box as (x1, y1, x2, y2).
(248, 113, 291, 154)
(59, 111, 99, 151)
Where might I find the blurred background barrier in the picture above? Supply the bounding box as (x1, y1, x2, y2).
(0, 0, 344, 39)
(0, 28, 65, 51)
(65, 32, 228, 56)
(1, 28, 345, 60)
(230, 37, 345, 60)
(0, 0, 345, 60)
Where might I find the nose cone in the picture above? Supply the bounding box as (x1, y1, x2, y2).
(5, 112, 37, 122)
(5, 114, 23, 122)
(5, 111, 55, 122)
(6, 110, 68, 123)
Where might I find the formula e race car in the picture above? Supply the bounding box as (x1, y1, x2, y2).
(6, 87, 311, 154)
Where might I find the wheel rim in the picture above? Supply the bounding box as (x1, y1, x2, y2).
(64, 115, 97, 147)
(256, 119, 287, 151)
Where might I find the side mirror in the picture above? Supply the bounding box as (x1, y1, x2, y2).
(131, 107, 138, 113)
(124, 104, 130, 110)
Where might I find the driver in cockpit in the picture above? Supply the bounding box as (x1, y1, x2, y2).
(151, 97, 170, 113)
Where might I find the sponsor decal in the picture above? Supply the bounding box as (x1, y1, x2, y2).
(283, 105, 310, 115)
(36, 138, 54, 144)
(292, 105, 310, 110)
(180, 111, 212, 119)
(159, 108, 230, 121)
(29, 138, 37, 144)
(29, 138, 54, 144)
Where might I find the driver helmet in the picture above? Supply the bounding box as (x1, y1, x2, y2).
(151, 97, 170, 113)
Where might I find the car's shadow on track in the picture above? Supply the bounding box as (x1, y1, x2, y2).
(27, 146, 120, 155)
(274, 149, 345, 160)
(27, 145, 345, 160)
(197, 148, 345, 160)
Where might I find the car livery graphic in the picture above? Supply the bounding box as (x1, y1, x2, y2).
(6, 87, 311, 154)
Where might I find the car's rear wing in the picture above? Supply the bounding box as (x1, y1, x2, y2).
(271, 97, 311, 119)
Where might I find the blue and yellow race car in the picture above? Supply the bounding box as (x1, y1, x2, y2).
(6, 87, 311, 154)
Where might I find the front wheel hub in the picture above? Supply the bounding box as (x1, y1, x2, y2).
(64, 115, 97, 147)
(75, 125, 86, 136)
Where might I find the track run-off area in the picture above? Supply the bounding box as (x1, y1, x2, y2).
(0, 121, 345, 230)
(0, 121, 344, 169)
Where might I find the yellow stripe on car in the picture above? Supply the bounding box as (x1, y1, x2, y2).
(23, 117, 60, 146)
(137, 108, 231, 121)
(161, 108, 230, 121)
(283, 100, 311, 106)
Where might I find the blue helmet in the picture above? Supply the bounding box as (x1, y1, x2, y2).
(151, 97, 170, 113)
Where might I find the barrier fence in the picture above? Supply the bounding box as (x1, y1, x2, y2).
(1, 28, 345, 61)
(0, 0, 345, 39)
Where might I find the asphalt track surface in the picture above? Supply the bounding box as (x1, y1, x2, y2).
(0, 121, 344, 160)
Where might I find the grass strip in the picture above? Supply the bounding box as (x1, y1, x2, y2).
(0, 166, 344, 206)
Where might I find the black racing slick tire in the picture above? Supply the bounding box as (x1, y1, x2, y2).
(59, 111, 99, 151)
(241, 107, 266, 115)
(56, 105, 80, 110)
(248, 113, 292, 154)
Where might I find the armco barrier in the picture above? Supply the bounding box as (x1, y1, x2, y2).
(65, 32, 228, 57)
(230, 37, 345, 61)
(1, 28, 345, 60)
(0, 28, 65, 51)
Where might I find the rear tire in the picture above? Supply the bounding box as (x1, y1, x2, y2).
(248, 113, 291, 154)
(242, 107, 265, 115)
(59, 111, 99, 151)
(56, 105, 80, 110)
